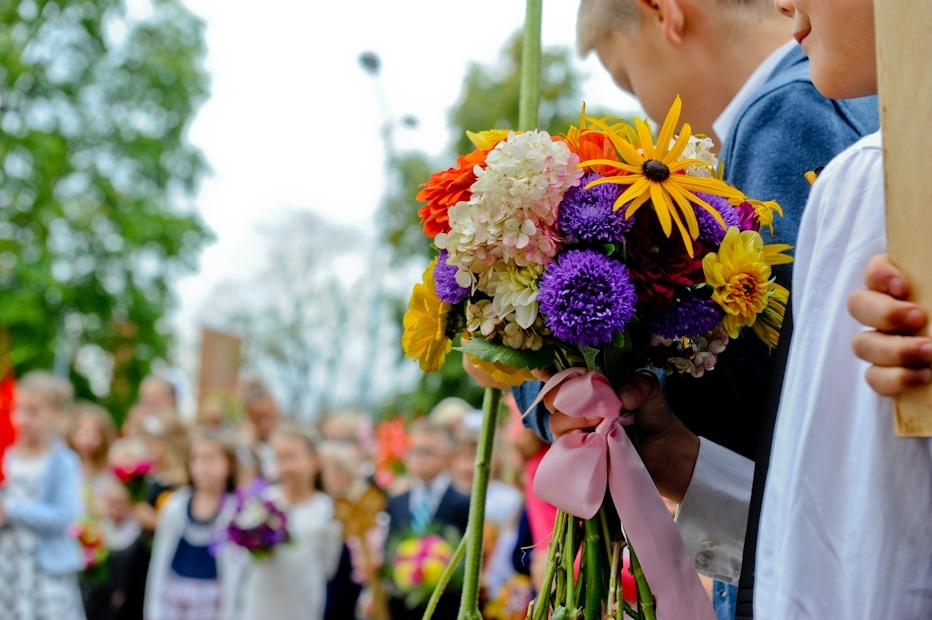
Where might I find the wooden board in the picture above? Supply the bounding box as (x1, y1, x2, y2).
(197, 328, 242, 413)
(875, 0, 932, 436)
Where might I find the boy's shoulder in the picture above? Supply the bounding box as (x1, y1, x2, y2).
(815, 131, 883, 188)
(731, 47, 878, 142)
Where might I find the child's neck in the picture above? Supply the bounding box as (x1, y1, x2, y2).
(282, 483, 315, 506)
(191, 485, 225, 520)
(17, 435, 50, 457)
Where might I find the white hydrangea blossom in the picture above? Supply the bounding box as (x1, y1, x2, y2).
(234, 498, 270, 530)
(674, 135, 719, 178)
(487, 261, 544, 329)
(436, 131, 583, 285)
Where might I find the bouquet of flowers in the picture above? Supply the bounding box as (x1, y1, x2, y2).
(225, 484, 291, 559)
(388, 533, 459, 609)
(69, 519, 110, 585)
(403, 98, 791, 620)
(111, 460, 153, 505)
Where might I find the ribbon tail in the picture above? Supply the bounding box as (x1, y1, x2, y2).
(606, 425, 717, 620)
(533, 432, 608, 520)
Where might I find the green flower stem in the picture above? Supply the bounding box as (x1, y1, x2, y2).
(598, 505, 613, 562)
(421, 533, 468, 620)
(606, 540, 622, 619)
(628, 543, 656, 620)
(456, 387, 502, 620)
(532, 510, 568, 620)
(518, 0, 543, 131)
(564, 516, 578, 613)
(583, 518, 604, 620)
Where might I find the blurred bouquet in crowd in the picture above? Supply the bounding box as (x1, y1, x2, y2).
(388, 532, 459, 610)
(225, 483, 291, 559)
(69, 519, 110, 585)
(485, 575, 536, 620)
(402, 97, 792, 620)
(111, 460, 153, 505)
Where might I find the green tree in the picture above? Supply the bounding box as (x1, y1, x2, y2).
(0, 0, 210, 421)
(380, 32, 612, 417)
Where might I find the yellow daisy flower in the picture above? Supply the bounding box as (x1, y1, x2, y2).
(402, 260, 453, 373)
(579, 96, 747, 257)
(702, 227, 793, 344)
(466, 129, 514, 151)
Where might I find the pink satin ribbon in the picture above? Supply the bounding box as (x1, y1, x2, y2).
(530, 368, 716, 620)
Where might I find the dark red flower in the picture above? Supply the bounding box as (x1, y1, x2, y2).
(626, 212, 706, 308)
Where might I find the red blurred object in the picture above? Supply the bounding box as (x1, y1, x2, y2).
(622, 550, 637, 602)
(373, 417, 410, 489)
(0, 375, 15, 484)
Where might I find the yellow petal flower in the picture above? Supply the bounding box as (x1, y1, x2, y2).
(466, 129, 513, 151)
(402, 260, 453, 373)
(703, 228, 773, 338)
(466, 354, 536, 387)
(579, 96, 746, 257)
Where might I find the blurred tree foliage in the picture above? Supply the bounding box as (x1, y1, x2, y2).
(0, 0, 210, 421)
(380, 33, 613, 417)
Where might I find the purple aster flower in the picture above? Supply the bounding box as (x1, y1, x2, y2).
(693, 192, 740, 246)
(538, 249, 637, 347)
(433, 250, 470, 305)
(649, 296, 724, 340)
(557, 173, 633, 244)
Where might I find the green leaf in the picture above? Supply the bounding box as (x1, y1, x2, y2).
(602, 243, 616, 256)
(454, 336, 556, 370)
(579, 346, 601, 371)
(611, 332, 626, 349)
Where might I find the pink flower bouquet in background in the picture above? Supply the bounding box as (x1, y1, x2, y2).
(69, 519, 110, 585)
(111, 460, 153, 505)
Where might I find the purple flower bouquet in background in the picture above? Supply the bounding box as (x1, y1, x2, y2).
(226, 483, 290, 560)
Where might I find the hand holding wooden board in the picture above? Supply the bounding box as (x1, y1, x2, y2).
(875, 0, 932, 436)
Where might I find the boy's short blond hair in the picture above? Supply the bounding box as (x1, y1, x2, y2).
(577, 0, 776, 55)
(18, 370, 74, 410)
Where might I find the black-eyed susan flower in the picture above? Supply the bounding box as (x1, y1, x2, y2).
(579, 97, 747, 257)
(402, 259, 452, 373)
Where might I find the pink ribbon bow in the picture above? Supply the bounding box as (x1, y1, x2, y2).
(531, 368, 716, 620)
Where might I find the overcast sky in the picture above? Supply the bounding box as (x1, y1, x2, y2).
(167, 0, 640, 398)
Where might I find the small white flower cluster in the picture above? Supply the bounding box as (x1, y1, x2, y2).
(487, 262, 544, 329)
(234, 498, 271, 530)
(437, 131, 582, 274)
(651, 325, 729, 378)
(437, 130, 582, 332)
(676, 135, 719, 178)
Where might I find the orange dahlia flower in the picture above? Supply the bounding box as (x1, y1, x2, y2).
(417, 148, 488, 238)
(566, 128, 624, 177)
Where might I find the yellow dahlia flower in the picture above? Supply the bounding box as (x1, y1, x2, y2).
(703, 227, 792, 342)
(466, 129, 514, 151)
(467, 354, 536, 387)
(402, 260, 452, 373)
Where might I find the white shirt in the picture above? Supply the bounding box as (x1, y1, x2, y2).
(243, 488, 343, 620)
(712, 40, 797, 144)
(756, 132, 932, 617)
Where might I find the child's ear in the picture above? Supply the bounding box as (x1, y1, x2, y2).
(643, 0, 686, 46)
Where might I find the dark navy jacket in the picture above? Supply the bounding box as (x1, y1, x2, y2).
(515, 46, 878, 460)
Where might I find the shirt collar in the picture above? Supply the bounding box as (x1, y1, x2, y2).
(712, 40, 798, 144)
(410, 472, 451, 510)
